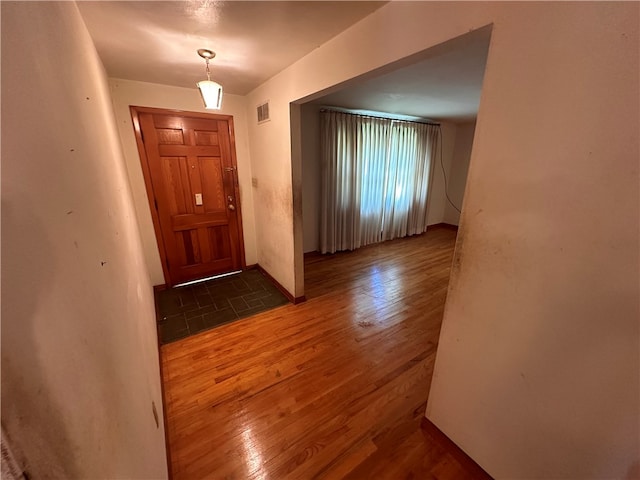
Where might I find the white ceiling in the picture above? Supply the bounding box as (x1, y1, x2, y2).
(78, 1, 386, 95)
(78, 1, 489, 122)
(309, 27, 491, 123)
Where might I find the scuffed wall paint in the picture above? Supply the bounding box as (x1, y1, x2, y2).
(1, 3, 167, 478)
(244, 2, 639, 478)
(246, 88, 297, 294)
(428, 4, 639, 478)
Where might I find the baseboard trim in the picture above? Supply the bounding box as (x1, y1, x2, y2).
(420, 417, 493, 479)
(158, 267, 306, 304)
(255, 264, 306, 304)
(428, 222, 459, 231)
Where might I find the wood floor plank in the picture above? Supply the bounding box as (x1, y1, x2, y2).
(160, 227, 491, 479)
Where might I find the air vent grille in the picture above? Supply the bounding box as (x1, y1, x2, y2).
(257, 102, 270, 124)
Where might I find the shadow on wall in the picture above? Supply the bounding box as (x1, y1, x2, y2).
(1, 197, 78, 478)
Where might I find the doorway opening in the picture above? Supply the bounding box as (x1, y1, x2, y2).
(131, 106, 246, 288)
(291, 26, 492, 299)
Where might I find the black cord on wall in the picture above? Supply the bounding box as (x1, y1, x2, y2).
(437, 125, 462, 214)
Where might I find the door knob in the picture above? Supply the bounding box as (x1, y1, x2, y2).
(228, 204, 236, 211)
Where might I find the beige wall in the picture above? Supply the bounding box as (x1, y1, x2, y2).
(109, 78, 257, 286)
(300, 104, 322, 253)
(246, 87, 299, 294)
(245, 2, 639, 477)
(443, 121, 476, 225)
(1, 3, 167, 478)
(426, 122, 457, 226)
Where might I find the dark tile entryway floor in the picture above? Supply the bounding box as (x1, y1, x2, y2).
(156, 269, 289, 344)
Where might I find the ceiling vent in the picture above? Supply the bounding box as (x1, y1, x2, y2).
(257, 101, 270, 124)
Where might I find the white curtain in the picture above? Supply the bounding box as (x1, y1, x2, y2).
(320, 110, 438, 254)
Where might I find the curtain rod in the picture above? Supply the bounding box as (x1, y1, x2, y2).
(320, 108, 440, 127)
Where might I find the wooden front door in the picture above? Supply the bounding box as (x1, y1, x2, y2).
(132, 107, 245, 286)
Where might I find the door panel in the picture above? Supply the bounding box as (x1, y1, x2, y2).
(133, 107, 244, 286)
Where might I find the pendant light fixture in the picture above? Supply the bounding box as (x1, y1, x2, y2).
(196, 49, 223, 110)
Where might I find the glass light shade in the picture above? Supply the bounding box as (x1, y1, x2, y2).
(197, 80, 223, 110)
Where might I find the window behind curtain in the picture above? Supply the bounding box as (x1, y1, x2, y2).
(320, 110, 439, 254)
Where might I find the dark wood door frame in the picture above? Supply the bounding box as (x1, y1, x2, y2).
(130, 105, 246, 286)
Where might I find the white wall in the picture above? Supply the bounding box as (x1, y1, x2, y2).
(443, 121, 476, 225)
(109, 78, 257, 286)
(246, 87, 298, 293)
(427, 5, 639, 478)
(301, 104, 322, 253)
(245, 2, 639, 478)
(1, 3, 167, 478)
(426, 122, 457, 226)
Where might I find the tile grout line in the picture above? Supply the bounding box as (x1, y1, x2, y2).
(156, 270, 290, 344)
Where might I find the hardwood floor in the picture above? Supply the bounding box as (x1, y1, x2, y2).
(160, 227, 490, 479)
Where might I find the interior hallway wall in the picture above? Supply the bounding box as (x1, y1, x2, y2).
(244, 2, 639, 477)
(109, 78, 257, 286)
(1, 3, 167, 478)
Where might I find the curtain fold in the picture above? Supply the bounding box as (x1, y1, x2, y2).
(321, 110, 438, 254)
